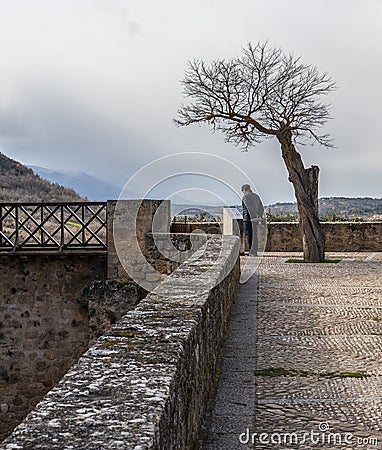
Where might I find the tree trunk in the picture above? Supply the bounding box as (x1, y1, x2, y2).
(277, 129, 325, 262)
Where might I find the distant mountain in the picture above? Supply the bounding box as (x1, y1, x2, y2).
(0, 152, 85, 203)
(267, 197, 382, 219)
(29, 166, 121, 201)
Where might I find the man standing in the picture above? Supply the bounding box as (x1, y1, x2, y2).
(241, 184, 264, 256)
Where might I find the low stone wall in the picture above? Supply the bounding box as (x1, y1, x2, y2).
(197, 219, 382, 252)
(107, 200, 212, 291)
(144, 232, 210, 275)
(0, 254, 107, 441)
(266, 222, 382, 252)
(2, 235, 240, 449)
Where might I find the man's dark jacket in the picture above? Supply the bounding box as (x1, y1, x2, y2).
(242, 191, 264, 222)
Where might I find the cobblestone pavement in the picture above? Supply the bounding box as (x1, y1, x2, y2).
(205, 252, 382, 450)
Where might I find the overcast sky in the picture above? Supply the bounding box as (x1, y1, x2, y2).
(0, 0, 381, 204)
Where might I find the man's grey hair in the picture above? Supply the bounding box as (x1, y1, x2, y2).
(241, 184, 251, 192)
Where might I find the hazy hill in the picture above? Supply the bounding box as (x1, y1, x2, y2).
(268, 197, 382, 219)
(29, 165, 121, 201)
(0, 152, 85, 202)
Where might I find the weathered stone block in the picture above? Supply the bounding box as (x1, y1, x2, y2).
(87, 279, 147, 340)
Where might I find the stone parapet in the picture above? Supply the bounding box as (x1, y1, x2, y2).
(187, 221, 382, 252)
(1, 235, 241, 449)
(266, 222, 382, 252)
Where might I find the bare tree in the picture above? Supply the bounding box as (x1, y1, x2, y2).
(175, 42, 336, 262)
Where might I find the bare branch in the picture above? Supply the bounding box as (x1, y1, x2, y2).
(175, 41, 336, 149)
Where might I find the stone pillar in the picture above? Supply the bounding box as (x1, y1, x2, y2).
(107, 199, 171, 282)
(222, 207, 246, 253)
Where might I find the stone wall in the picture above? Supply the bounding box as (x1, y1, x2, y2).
(108, 200, 212, 291)
(0, 254, 107, 441)
(107, 199, 171, 283)
(265, 222, 382, 252)
(0, 199, 212, 442)
(2, 235, 241, 449)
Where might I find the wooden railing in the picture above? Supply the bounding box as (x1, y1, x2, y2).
(0, 202, 107, 252)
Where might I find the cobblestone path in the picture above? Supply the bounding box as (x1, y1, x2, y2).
(204, 272, 257, 449)
(205, 252, 382, 450)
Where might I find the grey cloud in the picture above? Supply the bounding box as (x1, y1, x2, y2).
(0, 0, 381, 203)
(0, 82, 156, 181)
